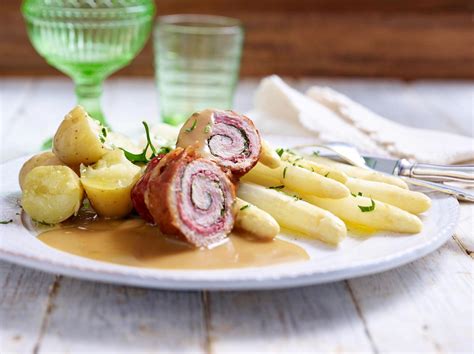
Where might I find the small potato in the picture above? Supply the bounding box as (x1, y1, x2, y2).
(19, 152, 65, 190)
(81, 150, 141, 218)
(53, 105, 109, 168)
(21, 166, 84, 224)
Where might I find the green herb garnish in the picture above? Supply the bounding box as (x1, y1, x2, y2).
(269, 185, 285, 190)
(99, 126, 108, 143)
(276, 148, 284, 158)
(324, 172, 330, 177)
(121, 121, 163, 164)
(283, 166, 288, 178)
(204, 123, 211, 134)
(358, 199, 376, 212)
(313, 150, 320, 156)
(0, 219, 13, 224)
(185, 119, 198, 133)
(293, 195, 302, 201)
(240, 204, 250, 211)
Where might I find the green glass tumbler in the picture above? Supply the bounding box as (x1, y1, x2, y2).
(154, 15, 244, 126)
(22, 0, 155, 127)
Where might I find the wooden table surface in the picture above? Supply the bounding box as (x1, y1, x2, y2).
(0, 78, 473, 354)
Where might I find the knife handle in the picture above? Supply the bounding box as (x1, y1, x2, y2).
(401, 178, 474, 202)
(397, 159, 474, 184)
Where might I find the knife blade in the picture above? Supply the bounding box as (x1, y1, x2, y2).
(324, 155, 474, 184)
(362, 156, 401, 175)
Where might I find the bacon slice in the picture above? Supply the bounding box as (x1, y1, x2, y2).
(131, 154, 166, 223)
(145, 147, 235, 247)
(177, 109, 262, 177)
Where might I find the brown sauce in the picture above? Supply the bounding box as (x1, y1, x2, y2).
(35, 211, 309, 270)
(176, 109, 215, 157)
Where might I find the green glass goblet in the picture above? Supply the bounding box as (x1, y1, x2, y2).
(22, 0, 155, 128)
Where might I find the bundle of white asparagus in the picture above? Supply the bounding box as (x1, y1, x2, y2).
(150, 125, 431, 246)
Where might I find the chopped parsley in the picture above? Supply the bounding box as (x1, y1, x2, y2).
(239, 204, 250, 211)
(351, 192, 363, 197)
(268, 185, 285, 190)
(313, 150, 320, 157)
(292, 195, 302, 201)
(0, 219, 13, 225)
(204, 123, 211, 134)
(185, 119, 197, 132)
(99, 126, 108, 144)
(283, 166, 288, 178)
(276, 148, 284, 158)
(358, 199, 376, 212)
(324, 172, 330, 177)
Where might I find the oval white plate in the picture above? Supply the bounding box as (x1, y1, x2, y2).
(0, 153, 459, 291)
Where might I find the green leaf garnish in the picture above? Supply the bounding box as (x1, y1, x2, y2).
(283, 166, 288, 178)
(313, 150, 320, 156)
(240, 204, 250, 211)
(276, 148, 284, 158)
(358, 199, 376, 212)
(41, 137, 53, 150)
(0, 219, 13, 224)
(121, 121, 166, 164)
(204, 123, 211, 134)
(185, 119, 197, 133)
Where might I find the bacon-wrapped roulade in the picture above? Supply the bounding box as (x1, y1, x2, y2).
(177, 109, 261, 177)
(131, 155, 164, 224)
(145, 147, 235, 247)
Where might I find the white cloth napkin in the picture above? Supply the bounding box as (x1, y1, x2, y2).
(248, 75, 474, 164)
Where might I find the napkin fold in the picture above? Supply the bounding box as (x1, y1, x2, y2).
(249, 75, 474, 164)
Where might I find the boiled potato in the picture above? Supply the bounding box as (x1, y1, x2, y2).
(21, 165, 84, 224)
(53, 105, 109, 167)
(81, 150, 141, 218)
(19, 151, 66, 190)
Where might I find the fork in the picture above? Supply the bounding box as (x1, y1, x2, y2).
(292, 142, 474, 202)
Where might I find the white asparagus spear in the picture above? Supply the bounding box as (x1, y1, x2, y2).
(308, 156, 409, 189)
(233, 198, 280, 240)
(301, 193, 423, 234)
(345, 177, 431, 214)
(243, 162, 350, 199)
(258, 139, 281, 169)
(280, 151, 348, 183)
(237, 183, 347, 245)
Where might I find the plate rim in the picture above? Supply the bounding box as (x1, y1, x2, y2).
(0, 155, 460, 291)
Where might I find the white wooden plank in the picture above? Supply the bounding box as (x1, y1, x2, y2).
(0, 78, 34, 126)
(348, 238, 473, 353)
(37, 278, 207, 354)
(207, 282, 374, 353)
(0, 261, 56, 354)
(410, 80, 474, 137)
(1, 78, 76, 162)
(455, 203, 474, 254)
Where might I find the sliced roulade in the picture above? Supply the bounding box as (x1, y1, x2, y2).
(176, 109, 261, 176)
(145, 147, 235, 247)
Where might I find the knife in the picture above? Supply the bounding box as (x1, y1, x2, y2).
(362, 157, 474, 184)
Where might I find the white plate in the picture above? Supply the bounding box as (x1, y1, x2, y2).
(0, 152, 459, 291)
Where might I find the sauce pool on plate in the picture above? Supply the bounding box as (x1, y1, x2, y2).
(34, 211, 309, 270)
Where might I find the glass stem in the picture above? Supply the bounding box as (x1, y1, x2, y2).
(74, 77, 109, 127)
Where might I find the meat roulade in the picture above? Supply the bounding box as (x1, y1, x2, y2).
(145, 147, 235, 247)
(176, 109, 261, 176)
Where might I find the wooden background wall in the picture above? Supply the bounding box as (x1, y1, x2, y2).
(1, 0, 473, 78)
